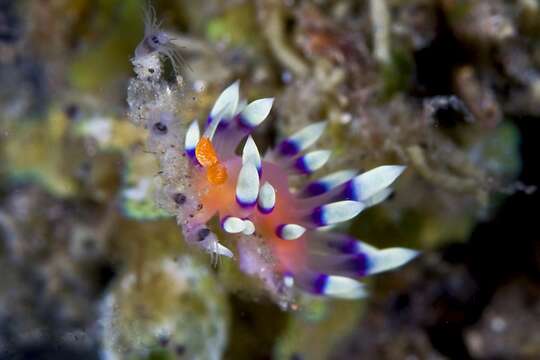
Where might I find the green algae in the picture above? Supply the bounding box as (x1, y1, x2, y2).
(2, 109, 80, 197)
(274, 297, 364, 360)
(120, 151, 172, 221)
(381, 48, 414, 99)
(206, 3, 261, 49)
(68, 0, 143, 93)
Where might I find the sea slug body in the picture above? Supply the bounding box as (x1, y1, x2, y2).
(171, 81, 419, 299)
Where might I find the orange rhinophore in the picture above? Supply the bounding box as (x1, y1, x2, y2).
(196, 137, 228, 185)
(207, 162, 228, 185)
(195, 137, 218, 167)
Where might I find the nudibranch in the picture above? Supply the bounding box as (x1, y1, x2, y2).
(159, 82, 418, 300)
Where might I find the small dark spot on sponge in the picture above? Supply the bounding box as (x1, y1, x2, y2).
(152, 122, 168, 134)
(175, 344, 186, 355)
(173, 193, 187, 205)
(64, 104, 79, 119)
(158, 336, 169, 347)
(197, 228, 210, 241)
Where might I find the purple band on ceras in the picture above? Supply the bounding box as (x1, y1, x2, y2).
(278, 139, 300, 157)
(274, 224, 286, 239)
(312, 273, 329, 295)
(342, 253, 369, 277)
(258, 202, 274, 214)
(324, 236, 360, 254)
(207, 114, 231, 131)
(342, 179, 359, 201)
(186, 148, 196, 158)
(238, 113, 256, 130)
(310, 206, 326, 226)
(302, 181, 329, 197)
(236, 196, 257, 208)
(294, 155, 313, 174)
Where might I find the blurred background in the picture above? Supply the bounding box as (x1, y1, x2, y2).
(0, 0, 539, 359)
